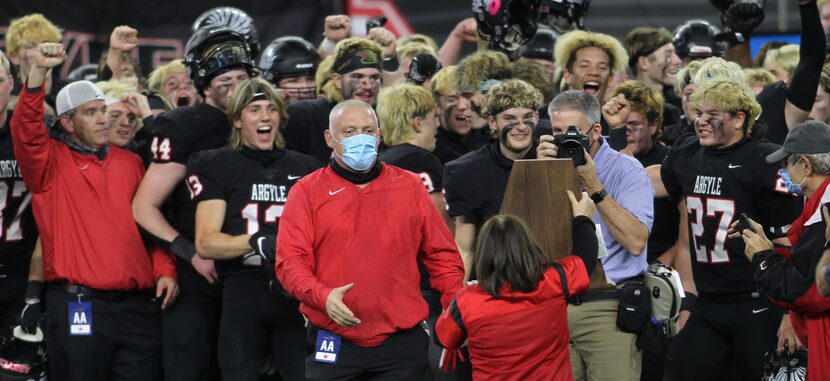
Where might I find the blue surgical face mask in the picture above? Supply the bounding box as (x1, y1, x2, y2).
(331, 133, 378, 171)
(779, 159, 806, 196)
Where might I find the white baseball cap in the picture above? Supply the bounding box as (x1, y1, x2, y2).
(56, 80, 105, 116)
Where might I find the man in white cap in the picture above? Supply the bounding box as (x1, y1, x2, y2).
(10, 42, 178, 381)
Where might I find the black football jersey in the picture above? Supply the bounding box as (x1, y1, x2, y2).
(433, 126, 490, 165)
(443, 142, 537, 226)
(283, 98, 336, 164)
(661, 136, 802, 295)
(0, 110, 37, 262)
(186, 147, 322, 277)
(149, 103, 231, 240)
(380, 143, 444, 193)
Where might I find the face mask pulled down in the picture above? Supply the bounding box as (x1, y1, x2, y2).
(332, 133, 378, 171)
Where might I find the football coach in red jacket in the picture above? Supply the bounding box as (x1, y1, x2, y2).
(276, 99, 465, 380)
(11, 43, 178, 381)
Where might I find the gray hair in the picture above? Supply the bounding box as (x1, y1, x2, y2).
(547, 90, 601, 126)
(792, 152, 830, 175)
(328, 99, 379, 133)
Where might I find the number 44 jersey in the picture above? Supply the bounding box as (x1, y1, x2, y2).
(661, 136, 802, 295)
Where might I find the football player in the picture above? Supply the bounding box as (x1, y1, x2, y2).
(661, 78, 803, 380)
(190, 78, 320, 380)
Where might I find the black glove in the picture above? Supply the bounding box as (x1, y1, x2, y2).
(19, 280, 44, 334)
(170, 235, 197, 262)
(249, 232, 277, 263)
(725, 1, 765, 36)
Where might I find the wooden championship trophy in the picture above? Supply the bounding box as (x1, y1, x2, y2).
(500, 159, 611, 290)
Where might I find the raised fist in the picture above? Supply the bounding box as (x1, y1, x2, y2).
(725, 1, 765, 35)
(366, 27, 397, 58)
(110, 25, 138, 51)
(453, 18, 479, 43)
(601, 93, 631, 128)
(325, 15, 352, 43)
(35, 43, 67, 69)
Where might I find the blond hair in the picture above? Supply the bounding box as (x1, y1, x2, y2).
(744, 68, 776, 90)
(396, 42, 436, 62)
(511, 58, 555, 104)
(322, 37, 383, 102)
(377, 84, 437, 146)
(454, 50, 512, 92)
(430, 65, 458, 100)
(821, 62, 830, 93)
(691, 78, 761, 135)
(397, 34, 439, 53)
(316, 55, 335, 94)
(692, 57, 747, 87)
(674, 60, 703, 95)
(147, 60, 187, 93)
(763, 44, 799, 78)
(554, 30, 628, 74)
(96, 79, 143, 129)
(226, 78, 287, 150)
(483, 79, 542, 118)
(611, 80, 664, 138)
(5, 14, 62, 57)
(0, 51, 10, 77)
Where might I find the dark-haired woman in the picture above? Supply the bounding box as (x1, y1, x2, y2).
(434, 191, 598, 381)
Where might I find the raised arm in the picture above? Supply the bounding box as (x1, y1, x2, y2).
(784, 0, 825, 129)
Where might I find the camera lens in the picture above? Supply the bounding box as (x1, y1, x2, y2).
(556, 139, 586, 166)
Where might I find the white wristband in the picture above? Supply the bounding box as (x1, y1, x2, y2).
(320, 38, 337, 54)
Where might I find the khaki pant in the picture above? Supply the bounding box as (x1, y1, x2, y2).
(568, 299, 641, 381)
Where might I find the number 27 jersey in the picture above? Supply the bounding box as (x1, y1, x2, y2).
(661, 137, 802, 295)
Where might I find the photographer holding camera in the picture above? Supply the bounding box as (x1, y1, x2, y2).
(537, 90, 654, 381)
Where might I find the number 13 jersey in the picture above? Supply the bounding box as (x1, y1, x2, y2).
(186, 146, 321, 277)
(661, 136, 802, 295)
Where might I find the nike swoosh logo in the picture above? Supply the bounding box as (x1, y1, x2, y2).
(752, 307, 769, 314)
(329, 187, 345, 196)
(78, 164, 89, 170)
(728, 164, 742, 169)
(256, 236, 266, 255)
(287, 175, 301, 180)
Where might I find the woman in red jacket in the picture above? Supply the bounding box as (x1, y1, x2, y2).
(434, 190, 598, 381)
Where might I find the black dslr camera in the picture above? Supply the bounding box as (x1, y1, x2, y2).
(553, 126, 590, 166)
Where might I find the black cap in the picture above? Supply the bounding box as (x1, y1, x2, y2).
(765, 122, 830, 163)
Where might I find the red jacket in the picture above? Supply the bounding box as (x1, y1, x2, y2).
(434, 256, 589, 381)
(11, 84, 176, 290)
(276, 164, 464, 347)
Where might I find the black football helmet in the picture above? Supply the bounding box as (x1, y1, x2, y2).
(66, 64, 99, 83)
(473, 0, 541, 60)
(522, 27, 559, 60)
(258, 37, 319, 82)
(193, 7, 261, 59)
(0, 326, 46, 381)
(538, 0, 590, 34)
(762, 345, 806, 381)
(258, 36, 320, 101)
(673, 19, 727, 60)
(184, 25, 254, 93)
